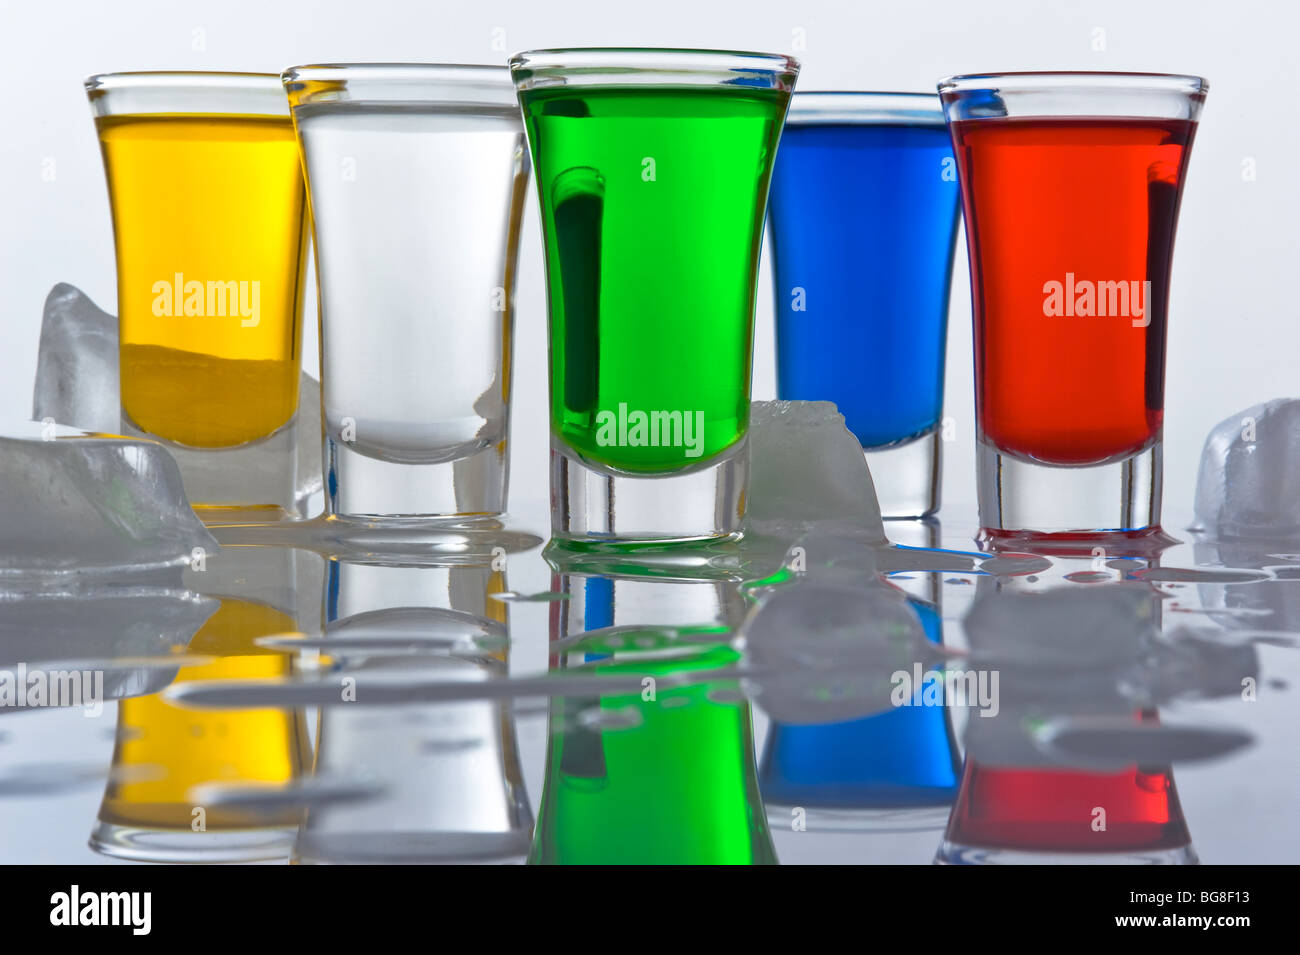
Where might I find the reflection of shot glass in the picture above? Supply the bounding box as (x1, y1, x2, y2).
(938, 727, 1197, 865)
(767, 93, 960, 518)
(758, 520, 960, 831)
(512, 49, 798, 544)
(282, 65, 528, 522)
(940, 72, 1207, 539)
(531, 569, 774, 864)
(86, 73, 310, 515)
(295, 558, 532, 864)
(90, 546, 311, 863)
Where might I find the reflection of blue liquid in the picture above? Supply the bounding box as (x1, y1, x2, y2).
(768, 124, 960, 448)
(582, 576, 614, 661)
(758, 600, 961, 808)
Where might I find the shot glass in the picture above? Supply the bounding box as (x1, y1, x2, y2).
(767, 92, 960, 518)
(939, 72, 1207, 539)
(511, 49, 798, 544)
(281, 64, 529, 522)
(86, 72, 310, 516)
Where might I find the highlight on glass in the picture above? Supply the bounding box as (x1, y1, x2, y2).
(282, 64, 529, 523)
(767, 92, 960, 519)
(511, 48, 799, 544)
(939, 71, 1207, 540)
(85, 72, 310, 516)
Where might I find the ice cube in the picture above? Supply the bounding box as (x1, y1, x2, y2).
(0, 426, 217, 576)
(1194, 398, 1300, 539)
(747, 400, 885, 543)
(32, 284, 119, 434)
(30, 283, 324, 515)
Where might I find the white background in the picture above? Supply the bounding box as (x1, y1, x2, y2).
(1, 0, 1293, 523)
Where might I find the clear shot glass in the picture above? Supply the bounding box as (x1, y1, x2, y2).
(512, 49, 799, 545)
(282, 64, 529, 522)
(86, 72, 310, 517)
(767, 92, 960, 519)
(939, 72, 1207, 542)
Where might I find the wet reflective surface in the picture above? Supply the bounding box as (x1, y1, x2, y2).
(1, 499, 1294, 864)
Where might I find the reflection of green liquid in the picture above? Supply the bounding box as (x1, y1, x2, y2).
(529, 644, 776, 865)
(520, 86, 789, 474)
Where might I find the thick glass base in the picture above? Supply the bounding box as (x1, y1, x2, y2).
(326, 436, 507, 521)
(865, 428, 940, 519)
(293, 831, 530, 865)
(977, 438, 1161, 536)
(122, 416, 299, 515)
(767, 803, 953, 834)
(89, 820, 294, 864)
(934, 840, 1199, 865)
(550, 440, 746, 545)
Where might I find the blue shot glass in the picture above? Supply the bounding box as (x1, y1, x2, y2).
(767, 92, 961, 517)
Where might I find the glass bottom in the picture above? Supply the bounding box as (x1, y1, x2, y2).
(977, 438, 1161, 536)
(767, 803, 953, 834)
(89, 819, 294, 864)
(293, 830, 530, 865)
(327, 436, 507, 522)
(550, 439, 747, 545)
(865, 428, 940, 519)
(934, 840, 1199, 865)
(121, 415, 299, 516)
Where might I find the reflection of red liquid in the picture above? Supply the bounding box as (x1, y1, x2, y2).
(950, 118, 1196, 466)
(945, 760, 1192, 853)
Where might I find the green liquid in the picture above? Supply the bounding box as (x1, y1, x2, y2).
(528, 643, 776, 865)
(521, 85, 790, 474)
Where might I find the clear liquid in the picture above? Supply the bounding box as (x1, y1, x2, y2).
(294, 104, 528, 465)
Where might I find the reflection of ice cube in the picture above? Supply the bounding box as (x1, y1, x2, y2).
(960, 585, 1256, 769)
(32, 284, 120, 434)
(1194, 538, 1300, 632)
(743, 580, 937, 725)
(965, 584, 1154, 674)
(0, 427, 217, 576)
(0, 583, 218, 704)
(1195, 398, 1300, 539)
(30, 283, 323, 514)
(748, 400, 885, 543)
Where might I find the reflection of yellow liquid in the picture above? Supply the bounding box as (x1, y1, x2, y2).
(97, 114, 308, 448)
(98, 598, 310, 831)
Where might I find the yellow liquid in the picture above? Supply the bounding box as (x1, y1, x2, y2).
(98, 597, 311, 831)
(97, 114, 308, 448)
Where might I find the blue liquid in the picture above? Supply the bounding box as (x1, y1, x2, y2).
(758, 599, 961, 808)
(768, 123, 960, 448)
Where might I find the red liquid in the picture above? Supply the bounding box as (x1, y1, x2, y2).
(950, 117, 1197, 466)
(945, 760, 1192, 854)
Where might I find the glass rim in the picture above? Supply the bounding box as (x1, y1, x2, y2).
(510, 47, 799, 91)
(85, 71, 288, 118)
(786, 91, 944, 126)
(85, 70, 282, 94)
(939, 70, 1208, 95)
(280, 62, 512, 85)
